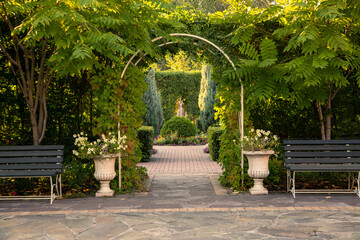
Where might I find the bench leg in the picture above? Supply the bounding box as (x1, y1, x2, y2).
(287, 170, 291, 192)
(291, 171, 296, 198)
(50, 176, 55, 204)
(357, 172, 360, 198)
(59, 174, 62, 198)
(55, 174, 62, 198)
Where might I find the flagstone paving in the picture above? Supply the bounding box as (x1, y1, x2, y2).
(1, 145, 360, 239)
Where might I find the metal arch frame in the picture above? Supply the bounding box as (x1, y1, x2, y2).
(118, 33, 244, 189)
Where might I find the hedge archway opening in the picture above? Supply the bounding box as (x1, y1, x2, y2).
(118, 33, 245, 188)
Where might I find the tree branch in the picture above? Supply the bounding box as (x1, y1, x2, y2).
(35, 38, 48, 113)
(330, 86, 340, 101)
(0, 41, 19, 66)
(38, 92, 48, 143)
(1, 2, 23, 50)
(0, 2, 14, 31)
(261, 0, 270, 7)
(30, 45, 35, 84)
(254, 25, 272, 36)
(278, 57, 296, 65)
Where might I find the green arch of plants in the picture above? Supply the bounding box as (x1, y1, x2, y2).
(155, 71, 201, 122)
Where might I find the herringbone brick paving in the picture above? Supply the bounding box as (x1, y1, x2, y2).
(137, 145, 222, 174)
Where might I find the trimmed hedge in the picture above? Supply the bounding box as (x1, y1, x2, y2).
(155, 71, 201, 121)
(160, 116, 196, 139)
(138, 126, 154, 162)
(207, 126, 224, 161)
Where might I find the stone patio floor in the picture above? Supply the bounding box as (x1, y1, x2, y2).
(1, 145, 360, 239)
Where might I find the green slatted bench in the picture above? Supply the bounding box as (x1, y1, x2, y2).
(0, 145, 64, 204)
(284, 140, 360, 198)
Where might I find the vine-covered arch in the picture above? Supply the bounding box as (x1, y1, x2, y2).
(118, 33, 245, 188)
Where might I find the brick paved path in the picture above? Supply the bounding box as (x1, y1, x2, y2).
(137, 145, 222, 174)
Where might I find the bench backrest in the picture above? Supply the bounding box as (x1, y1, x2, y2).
(0, 145, 64, 177)
(284, 140, 360, 164)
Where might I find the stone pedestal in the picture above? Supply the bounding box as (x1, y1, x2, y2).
(244, 150, 274, 195)
(93, 155, 116, 197)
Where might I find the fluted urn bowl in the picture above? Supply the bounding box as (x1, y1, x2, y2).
(93, 155, 117, 197)
(243, 150, 274, 195)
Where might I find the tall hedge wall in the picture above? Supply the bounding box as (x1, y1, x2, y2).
(155, 71, 201, 122)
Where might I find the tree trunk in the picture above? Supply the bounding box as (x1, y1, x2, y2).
(0, 8, 51, 145)
(325, 93, 332, 140)
(316, 100, 326, 140)
(316, 83, 339, 140)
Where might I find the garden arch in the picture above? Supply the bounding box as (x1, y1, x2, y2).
(118, 33, 244, 188)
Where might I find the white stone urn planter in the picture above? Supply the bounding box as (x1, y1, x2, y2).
(93, 155, 117, 197)
(243, 150, 274, 195)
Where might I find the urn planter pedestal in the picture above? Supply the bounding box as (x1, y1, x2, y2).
(93, 155, 117, 197)
(243, 150, 274, 195)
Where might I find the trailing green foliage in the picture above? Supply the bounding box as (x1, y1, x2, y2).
(142, 69, 164, 136)
(207, 126, 224, 161)
(138, 126, 154, 162)
(160, 116, 197, 139)
(218, 130, 251, 191)
(155, 71, 201, 121)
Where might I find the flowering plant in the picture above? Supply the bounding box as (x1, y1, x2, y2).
(72, 132, 127, 159)
(242, 129, 279, 151)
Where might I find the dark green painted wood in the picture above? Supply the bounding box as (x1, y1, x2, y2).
(0, 164, 62, 170)
(0, 170, 59, 177)
(285, 151, 360, 158)
(0, 145, 64, 178)
(284, 145, 360, 151)
(284, 140, 360, 145)
(0, 157, 63, 164)
(0, 150, 64, 157)
(285, 158, 360, 164)
(286, 164, 360, 171)
(0, 145, 64, 151)
(283, 140, 360, 172)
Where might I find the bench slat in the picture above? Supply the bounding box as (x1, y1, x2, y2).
(0, 145, 64, 151)
(284, 145, 360, 151)
(285, 158, 360, 164)
(0, 157, 63, 164)
(286, 164, 360, 171)
(285, 151, 360, 158)
(0, 150, 64, 157)
(0, 170, 61, 177)
(0, 164, 62, 170)
(283, 140, 360, 145)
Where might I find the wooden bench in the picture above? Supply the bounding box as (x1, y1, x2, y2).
(0, 145, 64, 204)
(284, 140, 360, 198)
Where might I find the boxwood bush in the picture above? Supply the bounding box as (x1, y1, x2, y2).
(207, 126, 224, 161)
(138, 126, 154, 162)
(160, 116, 196, 139)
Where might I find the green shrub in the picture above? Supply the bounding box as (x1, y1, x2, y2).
(138, 126, 154, 162)
(207, 126, 224, 161)
(199, 65, 217, 132)
(160, 116, 196, 139)
(143, 69, 164, 136)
